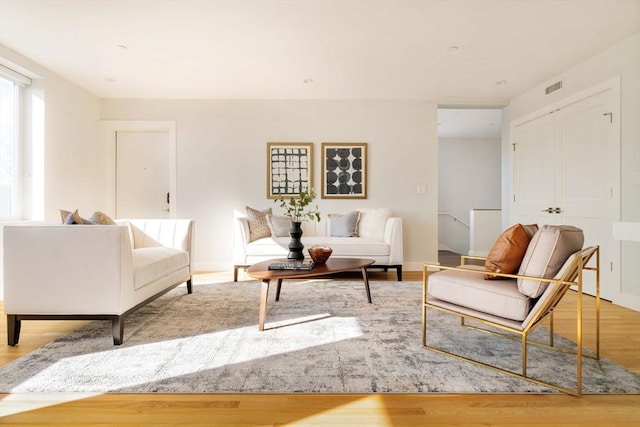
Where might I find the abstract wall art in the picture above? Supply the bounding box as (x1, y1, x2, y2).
(266, 142, 313, 198)
(321, 142, 367, 199)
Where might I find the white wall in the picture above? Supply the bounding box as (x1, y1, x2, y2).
(438, 137, 501, 254)
(0, 44, 103, 298)
(100, 99, 439, 271)
(502, 32, 640, 304)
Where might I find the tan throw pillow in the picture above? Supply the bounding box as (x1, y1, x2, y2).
(484, 223, 538, 280)
(245, 206, 272, 242)
(60, 209, 92, 224)
(517, 225, 584, 298)
(266, 214, 291, 237)
(89, 211, 116, 225)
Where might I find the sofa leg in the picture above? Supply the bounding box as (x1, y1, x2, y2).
(7, 315, 21, 346)
(397, 266, 403, 281)
(112, 316, 124, 345)
(234, 266, 239, 282)
(186, 278, 193, 294)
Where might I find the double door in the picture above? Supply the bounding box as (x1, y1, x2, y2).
(513, 88, 619, 299)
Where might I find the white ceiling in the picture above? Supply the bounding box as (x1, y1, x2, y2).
(0, 0, 638, 104)
(438, 108, 502, 139)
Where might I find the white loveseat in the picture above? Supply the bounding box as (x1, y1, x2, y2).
(3, 219, 194, 345)
(233, 208, 403, 281)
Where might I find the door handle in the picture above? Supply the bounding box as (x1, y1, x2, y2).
(553, 207, 563, 214)
(540, 207, 554, 213)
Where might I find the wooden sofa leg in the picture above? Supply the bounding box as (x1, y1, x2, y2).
(186, 278, 193, 294)
(112, 316, 124, 345)
(7, 315, 21, 346)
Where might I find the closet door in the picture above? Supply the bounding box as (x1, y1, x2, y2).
(513, 114, 558, 226)
(513, 88, 619, 300)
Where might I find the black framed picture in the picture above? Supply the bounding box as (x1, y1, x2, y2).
(321, 142, 367, 199)
(266, 142, 313, 198)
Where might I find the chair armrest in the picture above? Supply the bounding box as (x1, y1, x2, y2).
(384, 217, 403, 264)
(3, 225, 133, 314)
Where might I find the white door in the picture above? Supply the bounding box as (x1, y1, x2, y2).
(116, 130, 170, 218)
(513, 89, 619, 300)
(513, 114, 557, 226)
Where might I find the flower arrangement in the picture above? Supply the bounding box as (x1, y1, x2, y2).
(274, 187, 321, 223)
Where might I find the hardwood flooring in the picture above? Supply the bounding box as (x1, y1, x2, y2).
(1, 269, 638, 426)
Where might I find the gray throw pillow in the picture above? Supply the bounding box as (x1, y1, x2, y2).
(329, 211, 360, 237)
(267, 214, 291, 237)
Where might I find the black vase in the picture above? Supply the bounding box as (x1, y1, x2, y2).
(287, 221, 305, 260)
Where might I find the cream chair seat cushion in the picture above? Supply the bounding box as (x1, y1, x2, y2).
(428, 266, 531, 321)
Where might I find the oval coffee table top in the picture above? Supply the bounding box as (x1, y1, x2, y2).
(247, 257, 375, 280)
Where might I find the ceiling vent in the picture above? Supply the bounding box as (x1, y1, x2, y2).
(545, 80, 563, 95)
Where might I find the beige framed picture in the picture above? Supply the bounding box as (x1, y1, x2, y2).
(321, 142, 367, 199)
(266, 142, 313, 199)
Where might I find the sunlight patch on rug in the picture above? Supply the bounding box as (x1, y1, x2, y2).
(11, 314, 362, 393)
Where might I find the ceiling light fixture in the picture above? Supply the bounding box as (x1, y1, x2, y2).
(447, 46, 459, 52)
(117, 45, 128, 50)
(304, 79, 313, 84)
(105, 77, 117, 83)
(496, 80, 508, 85)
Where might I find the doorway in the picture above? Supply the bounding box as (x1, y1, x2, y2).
(103, 121, 177, 219)
(437, 107, 503, 262)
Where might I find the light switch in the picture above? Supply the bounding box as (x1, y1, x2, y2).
(416, 184, 427, 194)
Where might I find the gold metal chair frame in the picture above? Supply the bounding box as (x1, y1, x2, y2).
(422, 246, 600, 396)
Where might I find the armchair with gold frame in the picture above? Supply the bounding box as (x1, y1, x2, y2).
(422, 245, 600, 396)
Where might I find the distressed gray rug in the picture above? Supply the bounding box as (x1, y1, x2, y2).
(1, 280, 638, 394)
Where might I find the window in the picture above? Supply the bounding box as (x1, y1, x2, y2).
(0, 64, 31, 220)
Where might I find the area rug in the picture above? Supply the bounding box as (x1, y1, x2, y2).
(1, 280, 638, 394)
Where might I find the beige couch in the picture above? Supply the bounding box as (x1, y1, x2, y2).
(3, 219, 194, 345)
(233, 208, 403, 281)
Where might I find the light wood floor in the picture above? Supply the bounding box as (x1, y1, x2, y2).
(1, 269, 638, 426)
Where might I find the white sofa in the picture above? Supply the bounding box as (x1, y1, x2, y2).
(3, 219, 194, 345)
(233, 209, 403, 281)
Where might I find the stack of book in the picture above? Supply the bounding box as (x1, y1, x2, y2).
(268, 260, 315, 271)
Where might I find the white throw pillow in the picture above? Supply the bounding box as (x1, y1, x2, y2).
(357, 208, 391, 241)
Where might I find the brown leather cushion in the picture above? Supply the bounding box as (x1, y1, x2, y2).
(484, 224, 538, 279)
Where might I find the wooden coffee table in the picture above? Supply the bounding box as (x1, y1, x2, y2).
(246, 257, 375, 331)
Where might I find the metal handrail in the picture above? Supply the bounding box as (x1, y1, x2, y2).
(437, 211, 470, 228)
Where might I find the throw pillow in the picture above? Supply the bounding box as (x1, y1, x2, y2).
(517, 225, 584, 298)
(357, 208, 391, 241)
(266, 214, 291, 237)
(245, 206, 273, 242)
(484, 223, 538, 280)
(89, 211, 116, 225)
(329, 211, 360, 237)
(61, 209, 94, 224)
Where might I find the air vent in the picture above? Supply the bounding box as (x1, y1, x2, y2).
(545, 80, 563, 95)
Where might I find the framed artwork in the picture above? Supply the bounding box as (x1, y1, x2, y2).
(321, 142, 367, 199)
(266, 142, 313, 198)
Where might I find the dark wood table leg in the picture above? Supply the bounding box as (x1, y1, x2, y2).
(259, 279, 270, 331)
(275, 278, 283, 301)
(361, 266, 372, 303)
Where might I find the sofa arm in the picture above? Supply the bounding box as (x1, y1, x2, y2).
(3, 225, 133, 315)
(119, 219, 194, 255)
(232, 215, 250, 265)
(384, 217, 404, 265)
